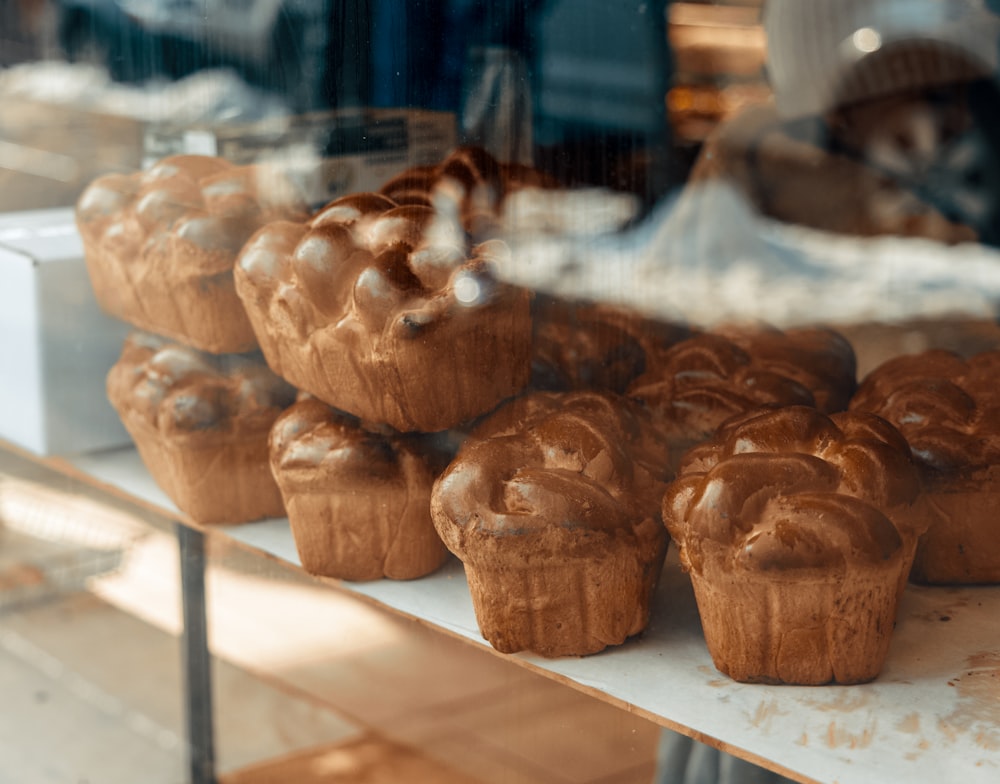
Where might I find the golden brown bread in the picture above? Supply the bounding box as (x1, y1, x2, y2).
(431, 391, 672, 657)
(628, 327, 857, 463)
(379, 145, 556, 236)
(107, 332, 296, 523)
(663, 405, 931, 684)
(529, 295, 691, 394)
(234, 187, 533, 432)
(850, 348, 1000, 583)
(76, 155, 309, 354)
(269, 396, 452, 581)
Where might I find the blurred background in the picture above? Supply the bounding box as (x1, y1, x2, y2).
(6, 0, 1000, 248)
(0, 0, 770, 211)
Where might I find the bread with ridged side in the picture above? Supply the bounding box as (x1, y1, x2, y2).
(628, 326, 857, 467)
(851, 348, 1000, 584)
(663, 405, 932, 684)
(234, 187, 532, 432)
(270, 396, 452, 581)
(431, 391, 673, 657)
(76, 155, 308, 353)
(107, 333, 296, 523)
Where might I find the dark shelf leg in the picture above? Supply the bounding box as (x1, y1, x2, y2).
(177, 523, 217, 784)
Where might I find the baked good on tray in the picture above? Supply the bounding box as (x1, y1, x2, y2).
(663, 405, 932, 685)
(850, 349, 1000, 584)
(379, 145, 555, 236)
(628, 327, 857, 463)
(269, 396, 452, 581)
(430, 391, 673, 657)
(233, 189, 532, 433)
(75, 154, 308, 354)
(529, 295, 691, 394)
(107, 332, 296, 524)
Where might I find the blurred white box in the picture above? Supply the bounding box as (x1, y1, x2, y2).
(0, 208, 131, 456)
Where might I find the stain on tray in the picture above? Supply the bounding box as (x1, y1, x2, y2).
(904, 739, 931, 761)
(698, 664, 729, 688)
(940, 651, 1000, 751)
(897, 714, 930, 760)
(897, 713, 920, 734)
(802, 689, 872, 713)
(825, 718, 876, 749)
(966, 652, 1000, 670)
(749, 699, 787, 731)
(910, 587, 972, 623)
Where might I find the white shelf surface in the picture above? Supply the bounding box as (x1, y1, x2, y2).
(68, 446, 1000, 784)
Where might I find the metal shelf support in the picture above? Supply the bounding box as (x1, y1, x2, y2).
(177, 523, 216, 784)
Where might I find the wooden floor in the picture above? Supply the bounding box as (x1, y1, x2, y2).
(0, 463, 663, 784)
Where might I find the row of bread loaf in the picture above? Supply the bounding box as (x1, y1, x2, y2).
(77, 149, 999, 688)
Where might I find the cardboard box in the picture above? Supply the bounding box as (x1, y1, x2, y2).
(144, 108, 458, 207)
(0, 208, 131, 456)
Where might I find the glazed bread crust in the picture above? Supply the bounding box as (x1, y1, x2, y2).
(851, 349, 1000, 583)
(529, 295, 691, 394)
(628, 327, 857, 463)
(431, 391, 672, 657)
(663, 405, 930, 684)
(107, 333, 296, 523)
(379, 145, 556, 235)
(234, 189, 532, 432)
(270, 397, 451, 581)
(76, 155, 308, 353)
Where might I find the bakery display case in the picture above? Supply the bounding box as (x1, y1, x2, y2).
(3, 2, 1000, 783)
